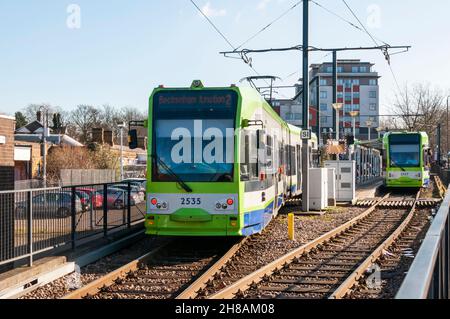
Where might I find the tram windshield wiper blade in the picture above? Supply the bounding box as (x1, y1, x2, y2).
(391, 160, 406, 172)
(152, 154, 193, 193)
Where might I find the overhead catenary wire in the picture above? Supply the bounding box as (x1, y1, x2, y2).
(340, 0, 404, 93)
(189, 0, 235, 50)
(311, 0, 389, 46)
(235, 0, 303, 51)
(341, 0, 381, 47)
(189, 0, 272, 87)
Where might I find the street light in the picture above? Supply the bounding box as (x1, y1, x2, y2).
(366, 120, 374, 141)
(118, 122, 127, 181)
(349, 110, 359, 139)
(38, 106, 49, 187)
(332, 103, 343, 141)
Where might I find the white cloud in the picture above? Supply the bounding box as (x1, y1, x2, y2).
(201, 2, 227, 17)
(234, 11, 243, 24)
(257, 0, 271, 11)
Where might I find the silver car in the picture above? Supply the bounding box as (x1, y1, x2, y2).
(15, 192, 83, 218)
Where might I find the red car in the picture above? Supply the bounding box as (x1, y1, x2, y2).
(76, 188, 104, 209)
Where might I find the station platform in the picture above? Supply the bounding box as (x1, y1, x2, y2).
(0, 223, 146, 299)
(356, 178, 383, 200)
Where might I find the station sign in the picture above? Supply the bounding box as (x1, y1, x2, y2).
(301, 130, 312, 140)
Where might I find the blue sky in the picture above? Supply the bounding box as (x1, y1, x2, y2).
(1, 0, 450, 116)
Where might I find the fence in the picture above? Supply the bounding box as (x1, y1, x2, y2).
(60, 169, 116, 187)
(351, 145, 382, 185)
(0, 181, 146, 268)
(396, 186, 450, 299)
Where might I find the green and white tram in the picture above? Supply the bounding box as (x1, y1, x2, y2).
(140, 81, 317, 237)
(383, 132, 431, 188)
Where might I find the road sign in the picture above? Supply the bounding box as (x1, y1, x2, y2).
(301, 130, 312, 140)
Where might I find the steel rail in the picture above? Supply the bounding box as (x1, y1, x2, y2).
(176, 238, 248, 299)
(62, 241, 171, 299)
(209, 194, 390, 299)
(434, 175, 447, 199)
(329, 190, 421, 299)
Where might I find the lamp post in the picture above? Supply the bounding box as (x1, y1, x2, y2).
(349, 110, 359, 139)
(332, 103, 344, 141)
(38, 106, 49, 187)
(366, 120, 373, 141)
(118, 122, 127, 181)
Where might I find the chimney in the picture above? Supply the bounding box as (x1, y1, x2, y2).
(92, 128, 104, 144)
(104, 129, 114, 146)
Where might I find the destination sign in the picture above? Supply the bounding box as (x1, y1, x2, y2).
(156, 91, 235, 108)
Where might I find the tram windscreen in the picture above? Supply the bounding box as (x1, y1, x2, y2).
(389, 134, 421, 168)
(152, 90, 238, 182)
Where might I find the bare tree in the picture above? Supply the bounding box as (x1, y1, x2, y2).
(70, 105, 102, 143)
(393, 83, 446, 148)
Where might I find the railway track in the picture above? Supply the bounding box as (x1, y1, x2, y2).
(62, 187, 438, 300)
(63, 237, 245, 299)
(208, 191, 422, 299)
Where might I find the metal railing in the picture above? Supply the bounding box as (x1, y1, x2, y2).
(0, 181, 146, 268)
(396, 187, 450, 299)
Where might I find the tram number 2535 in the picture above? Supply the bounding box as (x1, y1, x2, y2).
(181, 198, 202, 206)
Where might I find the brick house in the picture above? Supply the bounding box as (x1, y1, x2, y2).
(0, 114, 15, 263)
(0, 115, 15, 190)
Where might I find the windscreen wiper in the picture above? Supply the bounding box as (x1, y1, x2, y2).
(390, 160, 406, 172)
(151, 154, 193, 193)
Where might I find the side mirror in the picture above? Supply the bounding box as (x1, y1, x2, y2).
(128, 129, 138, 149)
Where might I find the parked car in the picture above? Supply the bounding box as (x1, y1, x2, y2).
(105, 188, 127, 209)
(74, 191, 91, 211)
(15, 192, 83, 218)
(108, 187, 142, 207)
(112, 184, 145, 202)
(121, 179, 146, 193)
(76, 188, 103, 209)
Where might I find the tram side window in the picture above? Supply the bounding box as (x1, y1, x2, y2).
(266, 135, 274, 171)
(290, 146, 297, 176)
(285, 145, 290, 176)
(240, 131, 259, 181)
(424, 149, 431, 167)
(278, 143, 284, 180)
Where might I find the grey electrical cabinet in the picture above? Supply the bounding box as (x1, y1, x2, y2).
(327, 168, 337, 207)
(309, 168, 329, 211)
(324, 161, 356, 203)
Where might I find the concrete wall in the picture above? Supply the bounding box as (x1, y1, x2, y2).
(60, 169, 116, 186)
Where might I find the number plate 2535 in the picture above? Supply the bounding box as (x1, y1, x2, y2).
(181, 198, 201, 206)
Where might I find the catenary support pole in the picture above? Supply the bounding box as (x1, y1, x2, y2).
(301, 0, 310, 213)
(332, 50, 337, 138)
